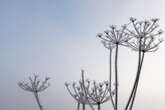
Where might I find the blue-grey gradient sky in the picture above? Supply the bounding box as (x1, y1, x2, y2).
(0, 0, 165, 110)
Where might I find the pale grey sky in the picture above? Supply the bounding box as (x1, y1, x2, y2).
(0, 0, 165, 110)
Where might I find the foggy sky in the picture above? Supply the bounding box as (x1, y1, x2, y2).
(0, 0, 165, 110)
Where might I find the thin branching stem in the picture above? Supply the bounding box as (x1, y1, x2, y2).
(125, 37, 142, 110)
(82, 104, 85, 110)
(109, 49, 115, 109)
(115, 44, 119, 110)
(98, 103, 101, 110)
(129, 52, 145, 110)
(77, 103, 80, 110)
(34, 92, 43, 110)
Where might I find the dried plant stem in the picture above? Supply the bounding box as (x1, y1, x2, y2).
(82, 104, 85, 110)
(125, 38, 145, 110)
(97, 103, 101, 110)
(125, 42, 142, 110)
(77, 103, 80, 110)
(114, 44, 119, 110)
(129, 52, 145, 110)
(124, 49, 141, 110)
(109, 49, 115, 110)
(34, 92, 43, 110)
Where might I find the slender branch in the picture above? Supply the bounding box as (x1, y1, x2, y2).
(125, 37, 142, 110)
(82, 104, 85, 110)
(98, 103, 101, 110)
(129, 52, 145, 110)
(109, 49, 115, 109)
(115, 44, 119, 110)
(34, 92, 43, 110)
(77, 103, 80, 110)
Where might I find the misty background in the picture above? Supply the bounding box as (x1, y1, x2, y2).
(0, 0, 165, 110)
